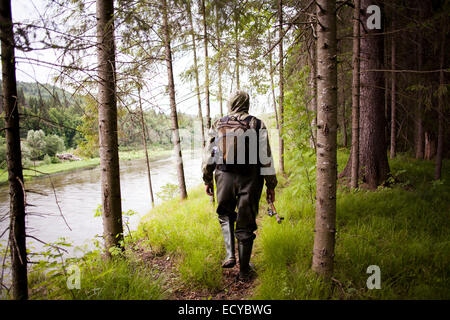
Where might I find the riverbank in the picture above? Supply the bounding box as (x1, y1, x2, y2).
(23, 151, 450, 300)
(0, 148, 173, 185)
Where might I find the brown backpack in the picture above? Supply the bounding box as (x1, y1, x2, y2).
(216, 115, 261, 171)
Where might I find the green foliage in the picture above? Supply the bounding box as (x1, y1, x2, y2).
(26, 240, 166, 300)
(42, 154, 52, 165)
(156, 183, 179, 201)
(45, 134, 65, 157)
(253, 154, 450, 299)
(283, 61, 317, 202)
(137, 186, 223, 290)
(75, 96, 99, 159)
(25, 129, 47, 160)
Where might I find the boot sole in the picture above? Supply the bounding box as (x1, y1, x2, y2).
(222, 260, 236, 268)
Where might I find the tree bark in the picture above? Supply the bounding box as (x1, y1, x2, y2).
(312, 0, 338, 277)
(201, 0, 211, 129)
(96, 0, 124, 256)
(278, 0, 285, 175)
(434, 24, 446, 180)
(340, 64, 348, 148)
(187, 2, 205, 147)
(138, 88, 154, 207)
(414, 3, 424, 159)
(268, 30, 280, 131)
(234, 14, 240, 91)
(162, 0, 188, 200)
(215, 3, 224, 118)
(390, 17, 396, 159)
(1, 0, 28, 299)
(307, 37, 318, 149)
(341, 0, 390, 189)
(350, 0, 360, 189)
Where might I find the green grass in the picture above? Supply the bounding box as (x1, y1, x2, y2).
(0, 148, 172, 185)
(22, 149, 450, 300)
(252, 152, 450, 299)
(28, 251, 167, 300)
(136, 186, 224, 290)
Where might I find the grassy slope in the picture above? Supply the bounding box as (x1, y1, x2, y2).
(253, 152, 450, 299)
(133, 150, 450, 299)
(0, 148, 172, 185)
(26, 151, 450, 300)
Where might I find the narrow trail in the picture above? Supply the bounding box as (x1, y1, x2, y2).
(136, 245, 257, 300)
(134, 202, 273, 300)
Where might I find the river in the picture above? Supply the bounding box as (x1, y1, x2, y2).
(0, 150, 203, 257)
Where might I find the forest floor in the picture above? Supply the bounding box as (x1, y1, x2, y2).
(24, 151, 450, 300)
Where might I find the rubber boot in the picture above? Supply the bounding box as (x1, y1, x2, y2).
(218, 215, 236, 268)
(238, 238, 256, 280)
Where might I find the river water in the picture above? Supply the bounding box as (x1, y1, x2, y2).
(0, 150, 202, 257)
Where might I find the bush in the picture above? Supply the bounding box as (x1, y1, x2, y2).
(26, 130, 46, 160)
(45, 134, 65, 157)
(43, 154, 52, 165)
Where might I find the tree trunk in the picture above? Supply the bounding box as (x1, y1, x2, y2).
(268, 30, 280, 131)
(201, 0, 211, 129)
(1, 0, 28, 299)
(415, 5, 424, 159)
(350, 0, 360, 189)
(434, 24, 446, 180)
(390, 17, 396, 159)
(359, 0, 389, 188)
(312, 0, 338, 277)
(278, 0, 285, 175)
(96, 0, 124, 256)
(187, 2, 205, 147)
(215, 3, 224, 118)
(340, 64, 348, 148)
(162, 0, 188, 200)
(307, 37, 318, 149)
(138, 88, 154, 207)
(235, 17, 240, 91)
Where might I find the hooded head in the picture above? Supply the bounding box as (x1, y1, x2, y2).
(228, 90, 249, 114)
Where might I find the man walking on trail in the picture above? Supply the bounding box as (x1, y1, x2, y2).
(201, 90, 278, 281)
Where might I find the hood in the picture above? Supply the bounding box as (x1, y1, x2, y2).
(228, 91, 249, 114)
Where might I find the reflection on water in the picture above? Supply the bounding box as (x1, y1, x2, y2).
(0, 150, 202, 256)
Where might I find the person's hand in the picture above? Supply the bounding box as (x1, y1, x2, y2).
(266, 189, 275, 203)
(205, 183, 214, 196)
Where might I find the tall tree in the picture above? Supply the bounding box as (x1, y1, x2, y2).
(268, 30, 280, 132)
(138, 87, 155, 206)
(162, 0, 188, 199)
(96, 0, 124, 256)
(341, 0, 390, 189)
(358, 0, 390, 188)
(234, 8, 241, 91)
(390, 14, 396, 159)
(351, 0, 360, 189)
(215, 2, 224, 118)
(277, 0, 285, 175)
(201, 0, 211, 129)
(186, 1, 205, 146)
(1, 0, 28, 299)
(414, 1, 425, 159)
(312, 0, 338, 277)
(434, 23, 446, 180)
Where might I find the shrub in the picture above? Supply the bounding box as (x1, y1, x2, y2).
(45, 134, 65, 157)
(43, 154, 52, 165)
(26, 130, 46, 160)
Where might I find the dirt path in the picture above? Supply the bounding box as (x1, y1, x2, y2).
(134, 243, 257, 300)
